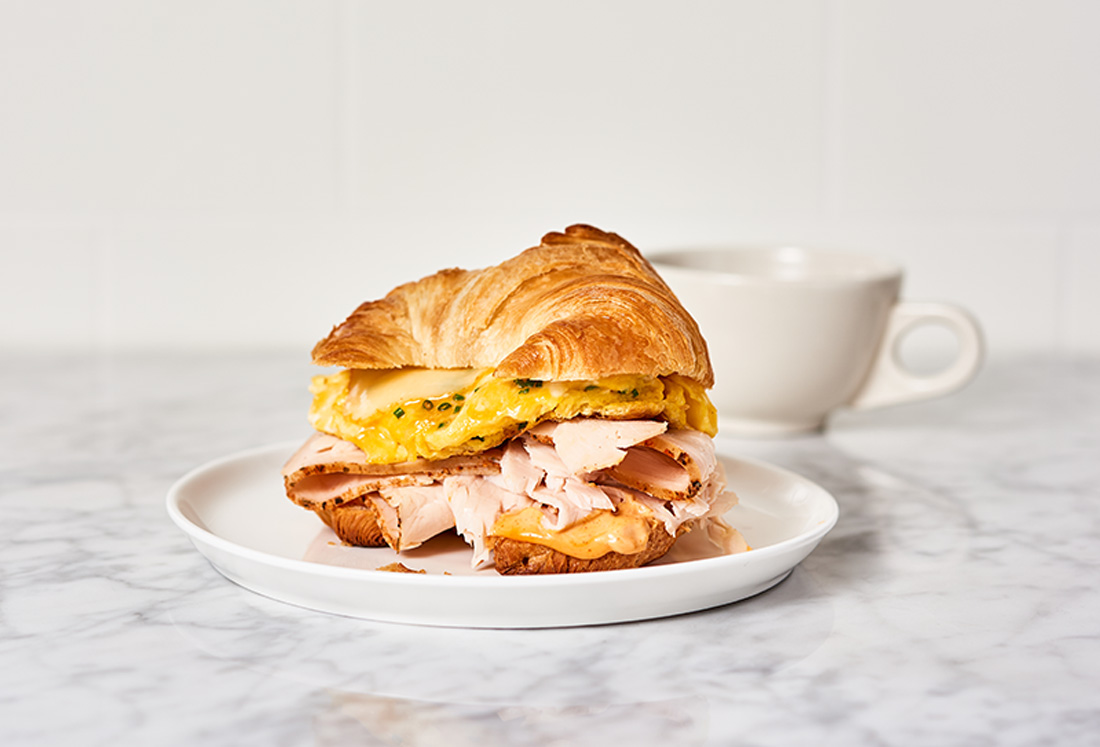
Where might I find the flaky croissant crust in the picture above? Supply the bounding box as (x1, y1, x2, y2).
(311, 224, 714, 386)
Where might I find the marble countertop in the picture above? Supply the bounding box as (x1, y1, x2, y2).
(1, 352, 1097, 746)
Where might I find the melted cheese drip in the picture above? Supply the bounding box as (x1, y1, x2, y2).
(490, 498, 654, 559)
(308, 367, 717, 464)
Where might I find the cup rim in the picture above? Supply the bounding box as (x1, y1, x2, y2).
(646, 245, 902, 286)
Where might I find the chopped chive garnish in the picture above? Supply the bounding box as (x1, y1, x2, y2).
(438, 422, 448, 429)
(438, 402, 452, 411)
(514, 378, 543, 389)
(453, 405, 462, 414)
(630, 388, 639, 398)
(518, 388, 529, 395)
(453, 394, 465, 401)
(584, 385, 599, 391)
(393, 407, 405, 419)
(421, 400, 434, 410)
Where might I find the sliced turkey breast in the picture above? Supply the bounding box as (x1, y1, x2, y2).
(282, 432, 500, 552)
(283, 432, 500, 491)
(445, 421, 736, 568)
(282, 418, 740, 568)
(527, 419, 668, 474)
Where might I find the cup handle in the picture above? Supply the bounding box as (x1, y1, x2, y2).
(848, 301, 984, 411)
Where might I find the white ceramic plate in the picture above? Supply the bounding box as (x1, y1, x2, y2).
(167, 442, 838, 628)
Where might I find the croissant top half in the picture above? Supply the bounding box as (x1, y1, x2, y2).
(311, 224, 714, 387)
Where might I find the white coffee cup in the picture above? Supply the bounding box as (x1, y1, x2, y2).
(647, 246, 984, 435)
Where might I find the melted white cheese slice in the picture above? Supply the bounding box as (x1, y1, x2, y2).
(345, 367, 490, 419)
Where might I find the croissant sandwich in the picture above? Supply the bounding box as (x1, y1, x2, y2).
(281, 224, 748, 574)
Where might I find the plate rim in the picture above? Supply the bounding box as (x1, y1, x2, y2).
(166, 440, 839, 590)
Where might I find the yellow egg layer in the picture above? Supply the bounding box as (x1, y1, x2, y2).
(308, 368, 717, 464)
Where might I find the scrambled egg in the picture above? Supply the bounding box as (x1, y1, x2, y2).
(309, 367, 717, 464)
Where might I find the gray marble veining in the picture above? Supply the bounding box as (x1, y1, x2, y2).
(1, 353, 1098, 746)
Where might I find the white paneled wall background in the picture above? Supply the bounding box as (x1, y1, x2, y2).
(2, 1, 1098, 358)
